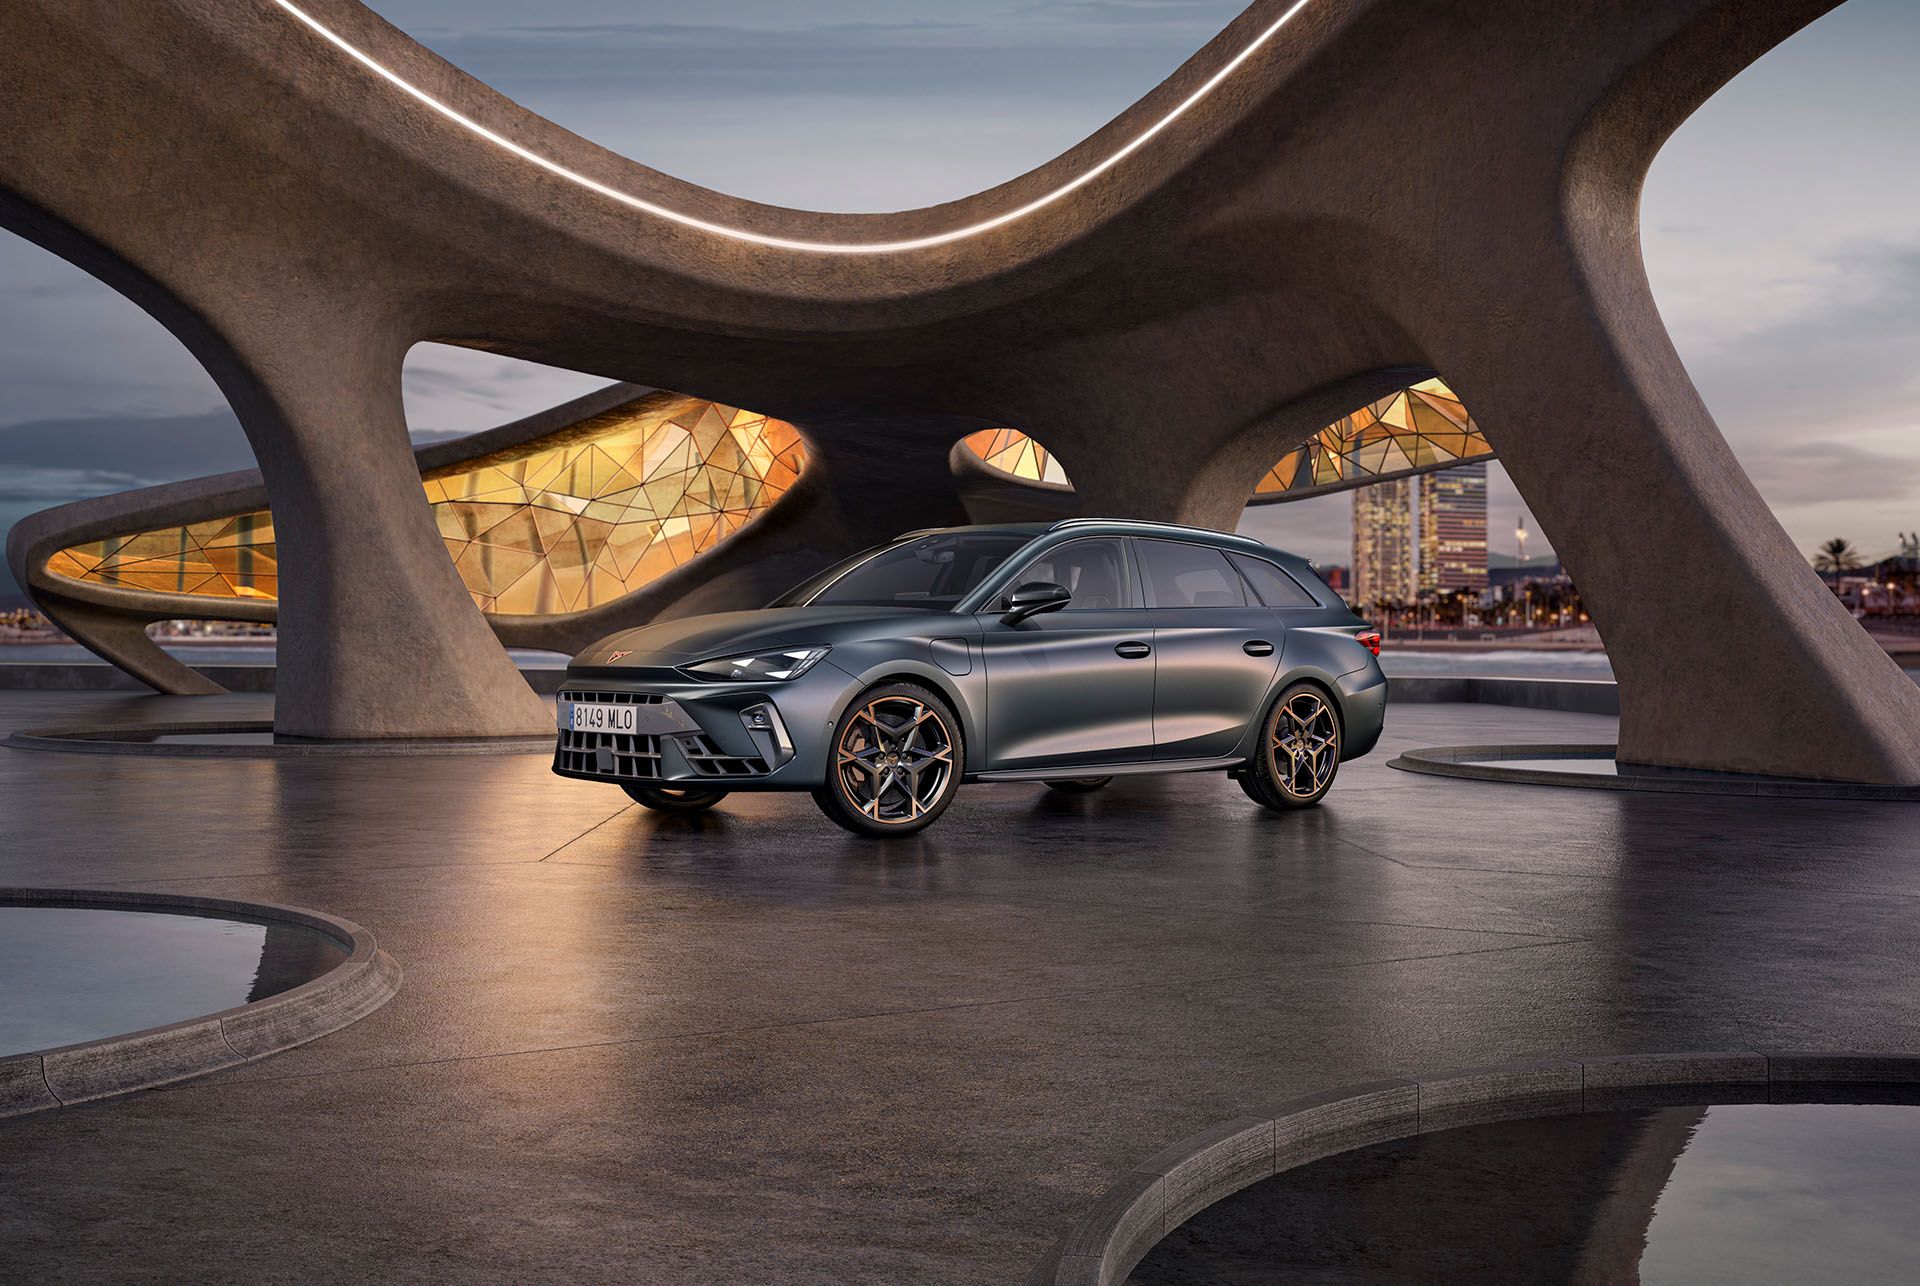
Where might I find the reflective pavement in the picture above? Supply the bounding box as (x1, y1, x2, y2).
(2, 690, 1918, 1282)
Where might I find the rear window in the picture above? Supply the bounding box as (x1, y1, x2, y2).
(1227, 552, 1319, 608)
(1137, 539, 1246, 608)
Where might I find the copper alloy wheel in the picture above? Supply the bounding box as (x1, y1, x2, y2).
(1268, 688, 1340, 800)
(833, 695, 957, 826)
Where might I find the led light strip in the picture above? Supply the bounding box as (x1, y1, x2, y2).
(271, 0, 1315, 255)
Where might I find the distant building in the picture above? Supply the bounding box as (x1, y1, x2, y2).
(1317, 564, 1350, 593)
(1352, 477, 1415, 606)
(1418, 462, 1488, 594)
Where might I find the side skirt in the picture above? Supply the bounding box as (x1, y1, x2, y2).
(971, 755, 1243, 783)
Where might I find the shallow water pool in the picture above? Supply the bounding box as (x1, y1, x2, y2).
(0, 905, 346, 1056)
(1131, 1103, 1920, 1285)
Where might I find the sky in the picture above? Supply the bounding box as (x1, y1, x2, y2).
(2, 0, 1916, 579)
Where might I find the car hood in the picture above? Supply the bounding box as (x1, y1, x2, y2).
(574, 606, 949, 667)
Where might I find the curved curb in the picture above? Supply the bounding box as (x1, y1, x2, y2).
(1385, 674, 1621, 716)
(1388, 744, 1920, 802)
(0, 888, 402, 1118)
(1039, 1050, 1920, 1286)
(4, 721, 551, 758)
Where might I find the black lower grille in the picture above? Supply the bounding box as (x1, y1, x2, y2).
(555, 689, 770, 782)
(680, 733, 769, 778)
(555, 726, 664, 778)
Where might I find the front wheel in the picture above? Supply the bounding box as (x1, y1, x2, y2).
(1043, 777, 1113, 793)
(813, 682, 963, 837)
(622, 784, 728, 813)
(1240, 683, 1342, 810)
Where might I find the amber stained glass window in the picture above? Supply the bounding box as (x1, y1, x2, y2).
(48, 396, 808, 616)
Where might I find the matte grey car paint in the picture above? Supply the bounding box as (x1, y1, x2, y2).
(553, 520, 1387, 794)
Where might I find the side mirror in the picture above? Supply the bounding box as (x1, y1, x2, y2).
(1001, 580, 1072, 624)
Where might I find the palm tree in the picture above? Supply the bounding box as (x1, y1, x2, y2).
(1813, 537, 1862, 579)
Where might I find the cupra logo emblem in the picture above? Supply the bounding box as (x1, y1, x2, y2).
(607, 650, 633, 663)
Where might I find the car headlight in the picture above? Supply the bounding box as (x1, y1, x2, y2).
(682, 646, 830, 683)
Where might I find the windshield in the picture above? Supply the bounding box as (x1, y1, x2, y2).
(784, 532, 1030, 610)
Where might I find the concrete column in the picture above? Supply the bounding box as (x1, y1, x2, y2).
(223, 323, 551, 739)
(1423, 258, 1920, 784)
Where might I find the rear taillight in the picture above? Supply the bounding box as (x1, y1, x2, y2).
(1356, 630, 1381, 657)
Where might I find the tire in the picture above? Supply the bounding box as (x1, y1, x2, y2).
(622, 784, 728, 813)
(1043, 777, 1114, 793)
(1241, 682, 1342, 810)
(813, 682, 964, 837)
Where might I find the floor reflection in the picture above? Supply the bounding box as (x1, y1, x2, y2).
(1130, 1104, 1920, 1285)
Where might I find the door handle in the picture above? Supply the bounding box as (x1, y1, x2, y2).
(1114, 641, 1152, 659)
(1243, 640, 1275, 657)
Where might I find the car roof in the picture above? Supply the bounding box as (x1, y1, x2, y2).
(898, 518, 1263, 551)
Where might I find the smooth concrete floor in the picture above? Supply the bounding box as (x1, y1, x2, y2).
(2, 690, 1918, 1282)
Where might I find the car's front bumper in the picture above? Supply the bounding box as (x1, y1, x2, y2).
(551, 665, 853, 790)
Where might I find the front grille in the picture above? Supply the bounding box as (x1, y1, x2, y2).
(680, 733, 769, 778)
(554, 689, 769, 782)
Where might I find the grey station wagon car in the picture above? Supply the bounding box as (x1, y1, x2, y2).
(553, 520, 1387, 836)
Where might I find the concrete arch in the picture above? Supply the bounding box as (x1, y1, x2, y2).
(2, 0, 1912, 779)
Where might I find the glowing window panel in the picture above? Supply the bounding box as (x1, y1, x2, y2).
(1256, 379, 1489, 498)
(49, 396, 808, 616)
(956, 379, 1488, 503)
(962, 429, 1070, 485)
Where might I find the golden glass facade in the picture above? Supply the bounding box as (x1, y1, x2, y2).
(49, 396, 808, 616)
(958, 379, 1488, 501)
(48, 514, 280, 600)
(1255, 379, 1488, 497)
(961, 428, 1069, 484)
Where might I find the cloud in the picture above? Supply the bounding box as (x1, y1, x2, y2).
(400, 344, 611, 436)
(1664, 238, 1920, 550)
(1741, 441, 1920, 506)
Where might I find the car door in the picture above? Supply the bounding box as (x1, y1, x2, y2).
(1135, 538, 1283, 759)
(974, 536, 1156, 769)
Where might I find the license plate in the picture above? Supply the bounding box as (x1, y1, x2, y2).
(567, 702, 638, 734)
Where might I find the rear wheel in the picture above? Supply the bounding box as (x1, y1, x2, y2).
(622, 784, 728, 813)
(813, 683, 963, 837)
(1043, 777, 1113, 793)
(1240, 683, 1341, 810)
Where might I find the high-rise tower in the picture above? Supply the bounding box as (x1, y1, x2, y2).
(1418, 462, 1489, 594)
(1352, 478, 1416, 608)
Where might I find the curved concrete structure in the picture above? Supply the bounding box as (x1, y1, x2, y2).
(2, 0, 1914, 780)
(1042, 1051, 1920, 1286)
(1389, 743, 1920, 800)
(0, 887, 401, 1119)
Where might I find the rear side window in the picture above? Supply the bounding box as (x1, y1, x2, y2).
(1227, 552, 1318, 607)
(1137, 539, 1246, 608)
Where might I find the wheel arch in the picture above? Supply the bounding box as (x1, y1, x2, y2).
(1237, 667, 1349, 765)
(832, 661, 982, 773)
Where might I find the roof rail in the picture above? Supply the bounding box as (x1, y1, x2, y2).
(1046, 517, 1260, 545)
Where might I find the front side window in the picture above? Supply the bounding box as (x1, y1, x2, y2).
(1137, 539, 1246, 608)
(1003, 538, 1136, 611)
(802, 532, 1030, 609)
